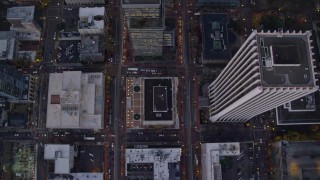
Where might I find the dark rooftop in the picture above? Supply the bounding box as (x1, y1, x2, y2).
(153, 86, 168, 112)
(258, 35, 315, 87)
(129, 17, 163, 29)
(271, 45, 300, 65)
(8, 113, 27, 128)
(201, 13, 231, 63)
(126, 163, 153, 180)
(144, 78, 172, 121)
(276, 92, 320, 125)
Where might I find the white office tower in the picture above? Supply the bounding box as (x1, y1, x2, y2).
(208, 30, 319, 122)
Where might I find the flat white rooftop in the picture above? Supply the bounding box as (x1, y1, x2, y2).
(7, 6, 35, 21)
(44, 144, 74, 174)
(79, 7, 105, 30)
(46, 71, 104, 129)
(125, 148, 181, 180)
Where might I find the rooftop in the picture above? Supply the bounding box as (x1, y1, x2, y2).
(201, 143, 240, 180)
(129, 17, 164, 29)
(125, 148, 181, 180)
(80, 36, 104, 62)
(276, 92, 320, 125)
(278, 141, 320, 179)
(125, 77, 179, 128)
(46, 71, 104, 129)
(257, 31, 316, 87)
(145, 78, 173, 121)
(0, 31, 16, 61)
(201, 13, 231, 63)
(7, 6, 35, 22)
(78, 7, 105, 30)
(44, 144, 74, 174)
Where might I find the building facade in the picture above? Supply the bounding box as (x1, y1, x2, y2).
(78, 7, 106, 36)
(208, 30, 318, 122)
(65, 0, 104, 5)
(122, 0, 165, 57)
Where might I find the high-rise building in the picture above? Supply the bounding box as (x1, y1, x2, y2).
(122, 0, 165, 57)
(208, 30, 318, 122)
(6, 6, 41, 41)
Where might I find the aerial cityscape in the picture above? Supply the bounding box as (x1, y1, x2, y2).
(0, 0, 320, 180)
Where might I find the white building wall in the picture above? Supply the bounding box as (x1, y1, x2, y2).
(208, 31, 318, 123)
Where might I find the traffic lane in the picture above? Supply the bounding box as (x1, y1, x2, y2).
(46, 7, 60, 18)
(44, 19, 58, 62)
(0, 132, 34, 141)
(254, 143, 268, 178)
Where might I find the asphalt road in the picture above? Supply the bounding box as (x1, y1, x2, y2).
(113, 0, 123, 178)
(180, 0, 195, 179)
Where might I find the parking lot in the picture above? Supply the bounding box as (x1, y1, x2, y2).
(222, 143, 255, 180)
(75, 145, 104, 172)
(57, 40, 80, 63)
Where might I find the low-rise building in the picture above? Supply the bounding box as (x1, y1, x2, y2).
(125, 148, 181, 180)
(7, 6, 41, 41)
(0, 31, 19, 61)
(276, 92, 320, 125)
(274, 141, 320, 179)
(46, 71, 104, 129)
(44, 144, 104, 179)
(201, 143, 241, 180)
(78, 7, 106, 36)
(80, 35, 105, 62)
(125, 77, 179, 129)
(44, 144, 75, 174)
(200, 13, 231, 64)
